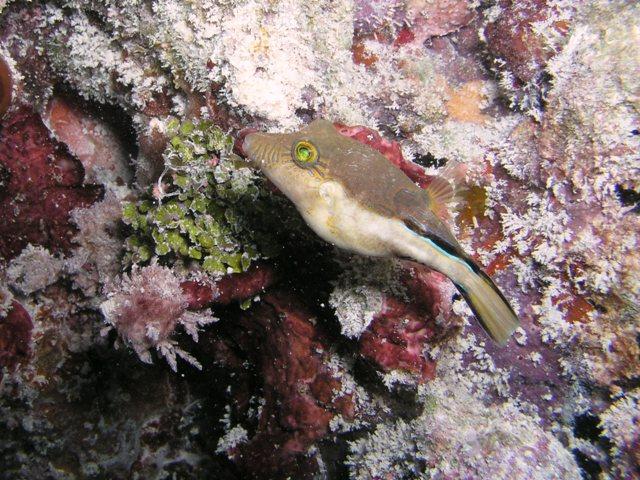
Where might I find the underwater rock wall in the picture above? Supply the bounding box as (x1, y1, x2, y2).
(0, 0, 638, 479)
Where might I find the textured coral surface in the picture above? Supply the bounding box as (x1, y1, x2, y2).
(0, 108, 103, 259)
(0, 300, 32, 379)
(0, 0, 638, 479)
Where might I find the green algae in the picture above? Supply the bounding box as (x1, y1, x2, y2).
(122, 119, 264, 275)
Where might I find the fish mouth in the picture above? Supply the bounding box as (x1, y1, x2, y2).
(241, 132, 260, 159)
(234, 127, 258, 157)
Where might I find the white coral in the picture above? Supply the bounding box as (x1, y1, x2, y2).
(348, 380, 581, 480)
(7, 244, 64, 295)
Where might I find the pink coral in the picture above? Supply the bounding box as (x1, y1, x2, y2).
(403, 0, 476, 43)
(353, 0, 475, 43)
(359, 265, 456, 382)
(44, 95, 132, 186)
(360, 295, 438, 381)
(100, 263, 216, 371)
(181, 263, 276, 310)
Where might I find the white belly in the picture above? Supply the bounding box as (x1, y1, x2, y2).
(294, 180, 403, 258)
(295, 180, 470, 282)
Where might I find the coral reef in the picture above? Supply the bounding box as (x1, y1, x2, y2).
(0, 296, 233, 478)
(358, 265, 456, 383)
(482, 0, 573, 115)
(210, 291, 361, 477)
(0, 108, 103, 260)
(0, 0, 638, 478)
(348, 380, 581, 479)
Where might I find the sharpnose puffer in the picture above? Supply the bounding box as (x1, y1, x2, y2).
(242, 119, 519, 344)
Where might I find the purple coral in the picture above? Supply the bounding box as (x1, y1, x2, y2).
(100, 263, 216, 371)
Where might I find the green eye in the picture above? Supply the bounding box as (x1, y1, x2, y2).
(293, 140, 318, 165)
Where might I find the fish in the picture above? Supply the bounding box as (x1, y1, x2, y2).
(242, 119, 519, 344)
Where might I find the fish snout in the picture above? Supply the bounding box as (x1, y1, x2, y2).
(241, 131, 283, 170)
(242, 133, 262, 168)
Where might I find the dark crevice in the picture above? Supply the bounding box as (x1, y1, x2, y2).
(574, 413, 613, 453)
(574, 413, 603, 442)
(573, 449, 603, 480)
(616, 184, 640, 213)
(572, 413, 614, 480)
(412, 152, 447, 169)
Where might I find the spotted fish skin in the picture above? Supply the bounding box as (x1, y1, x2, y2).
(243, 119, 519, 344)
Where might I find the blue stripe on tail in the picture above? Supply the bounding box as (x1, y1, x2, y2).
(403, 226, 475, 275)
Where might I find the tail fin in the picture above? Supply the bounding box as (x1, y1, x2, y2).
(455, 268, 519, 345)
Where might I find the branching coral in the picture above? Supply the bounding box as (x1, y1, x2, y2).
(100, 262, 217, 370)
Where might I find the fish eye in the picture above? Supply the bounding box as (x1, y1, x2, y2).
(292, 140, 318, 166)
